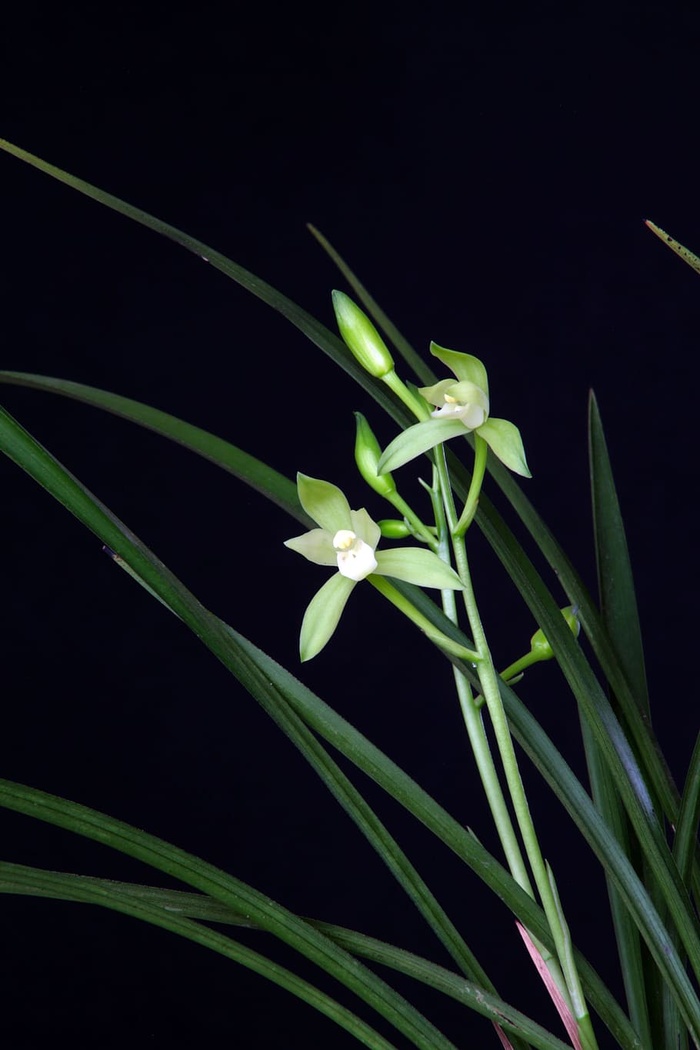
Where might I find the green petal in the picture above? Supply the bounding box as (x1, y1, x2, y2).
(296, 473, 353, 532)
(446, 381, 489, 411)
(478, 418, 531, 477)
(377, 419, 467, 473)
(375, 548, 464, 589)
(299, 573, 356, 661)
(350, 507, 381, 549)
(429, 343, 489, 397)
(417, 378, 456, 407)
(284, 528, 337, 566)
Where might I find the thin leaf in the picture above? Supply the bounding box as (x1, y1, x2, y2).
(0, 370, 306, 522)
(0, 138, 407, 431)
(0, 863, 399, 1050)
(588, 391, 650, 717)
(1, 863, 573, 1050)
(587, 391, 654, 1046)
(0, 815, 453, 1050)
(674, 732, 700, 891)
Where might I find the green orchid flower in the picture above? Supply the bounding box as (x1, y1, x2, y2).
(284, 473, 464, 660)
(377, 342, 531, 478)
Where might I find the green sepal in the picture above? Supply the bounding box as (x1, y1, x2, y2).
(478, 419, 531, 478)
(283, 529, 337, 566)
(297, 473, 353, 532)
(374, 548, 463, 590)
(378, 419, 467, 473)
(300, 573, 356, 661)
(429, 342, 489, 396)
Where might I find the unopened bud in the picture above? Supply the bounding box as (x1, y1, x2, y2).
(354, 412, 397, 497)
(332, 290, 395, 378)
(530, 605, 581, 660)
(378, 519, 412, 539)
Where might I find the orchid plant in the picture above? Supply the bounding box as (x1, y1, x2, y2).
(1, 134, 699, 1050)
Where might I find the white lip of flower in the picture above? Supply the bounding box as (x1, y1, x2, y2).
(431, 388, 489, 429)
(332, 529, 378, 581)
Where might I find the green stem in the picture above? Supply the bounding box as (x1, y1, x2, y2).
(436, 450, 597, 1048)
(426, 464, 537, 897)
(499, 651, 548, 684)
(381, 369, 431, 421)
(367, 575, 479, 663)
(386, 490, 439, 550)
(454, 433, 488, 536)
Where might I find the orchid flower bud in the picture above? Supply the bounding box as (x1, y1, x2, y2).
(332, 290, 395, 378)
(378, 519, 412, 539)
(529, 605, 581, 660)
(354, 412, 397, 497)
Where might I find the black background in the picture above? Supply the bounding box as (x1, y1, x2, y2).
(1, 3, 699, 1047)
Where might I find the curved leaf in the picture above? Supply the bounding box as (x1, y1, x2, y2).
(3, 863, 572, 1050)
(0, 781, 457, 1050)
(0, 863, 399, 1050)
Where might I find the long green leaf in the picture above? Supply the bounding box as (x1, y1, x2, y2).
(588, 392, 650, 717)
(588, 391, 654, 1046)
(3, 865, 581, 1050)
(675, 733, 700, 892)
(0, 864, 399, 1050)
(0, 370, 306, 522)
(0, 137, 408, 432)
(0, 786, 456, 1050)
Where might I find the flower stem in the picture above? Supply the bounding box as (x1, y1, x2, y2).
(435, 447, 597, 1046)
(381, 369, 431, 421)
(367, 575, 479, 663)
(426, 463, 537, 895)
(454, 432, 488, 536)
(386, 490, 439, 550)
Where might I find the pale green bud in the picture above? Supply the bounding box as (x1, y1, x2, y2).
(354, 412, 397, 497)
(332, 290, 395, 378)
(529, 605, 581, 660)
(378, 519, 412, 539)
